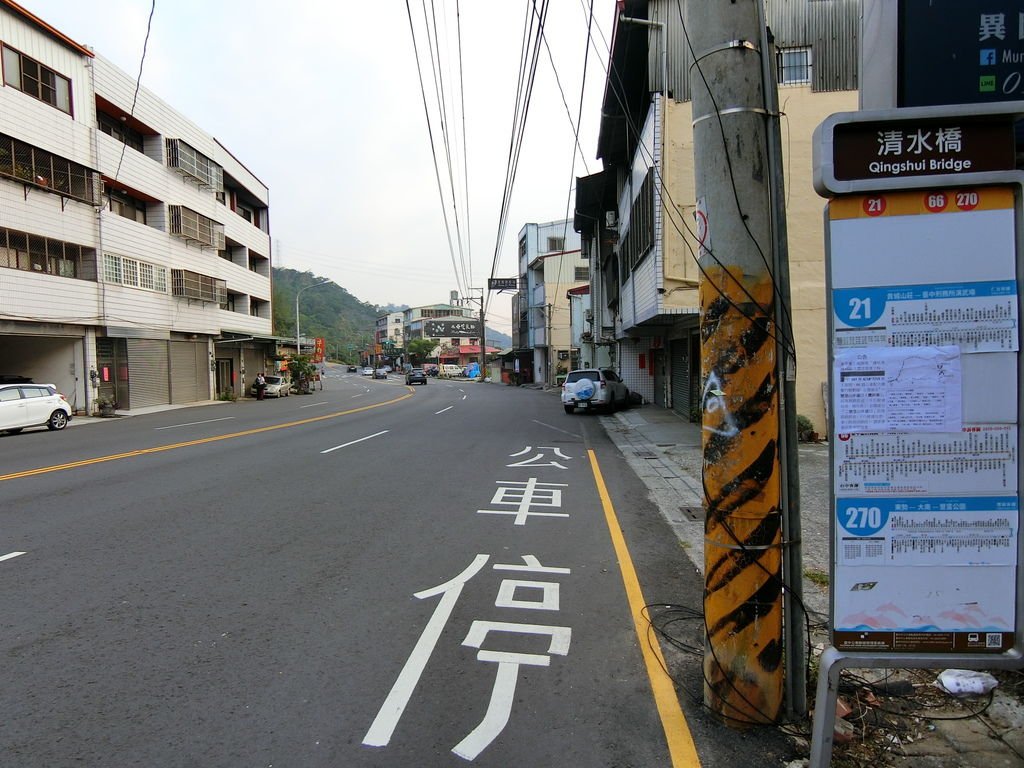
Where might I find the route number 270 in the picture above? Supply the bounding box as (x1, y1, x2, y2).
(844, 506, 881, 530)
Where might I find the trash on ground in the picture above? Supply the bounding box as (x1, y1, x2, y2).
(934, 668, 999, 697)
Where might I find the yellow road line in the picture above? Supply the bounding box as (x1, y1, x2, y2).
(588, 449, 702, 767)
(0, 393, 413, 483)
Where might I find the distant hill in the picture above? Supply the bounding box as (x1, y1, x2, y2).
(487, 329, 512, 349)
(272, 267, 515, 360)
(272, 268, 379, 360)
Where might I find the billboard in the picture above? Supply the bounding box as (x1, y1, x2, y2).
(899, 1, 1024, 107)
(488, 277, 518, 291)
(424, 319, 479, 337)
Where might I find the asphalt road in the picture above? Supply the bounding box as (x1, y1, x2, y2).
(0, 365, 795, 767)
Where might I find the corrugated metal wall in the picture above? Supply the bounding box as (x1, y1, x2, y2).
(169, 341, 207, 404)
(766, 0, 860, 93)
(126, 339, 169, 408)
(649, 0, 860, 102)
(670, 338, 691, 418)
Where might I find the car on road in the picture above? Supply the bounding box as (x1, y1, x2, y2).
(561, 368, 630, 414)
(347, 365, 358, 372)
(0, 382, 72, 434)
(373, 367, 388, 379)
(440, 364, 463, 377)
(249, 374, 291, 398)
(361, 367, 374, 376)
(405, 368, 427, 385)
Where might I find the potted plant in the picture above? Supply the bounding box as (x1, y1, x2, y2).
(797, 414, 818, 442)
(96, 394, 116, 417)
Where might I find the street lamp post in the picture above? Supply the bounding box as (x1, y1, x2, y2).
(295, 279, 331, 358)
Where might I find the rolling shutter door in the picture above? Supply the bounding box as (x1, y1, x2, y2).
(670, 339, 690, 419)
(170, 341, 207, 403)
(126, 339, 169, 408)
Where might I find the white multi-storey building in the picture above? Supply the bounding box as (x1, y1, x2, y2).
(0, 1, 273, 412)
(511, 220, 586, 385)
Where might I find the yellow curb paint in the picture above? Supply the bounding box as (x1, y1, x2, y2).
(588, 449, 701, 767)
(0, 392, 413, 483)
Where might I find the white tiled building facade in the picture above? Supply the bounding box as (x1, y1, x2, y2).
(0, 1, 273, 412)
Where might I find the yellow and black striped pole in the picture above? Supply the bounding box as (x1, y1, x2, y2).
(686, 0, 785, 726)
(700, 268, 782, 725)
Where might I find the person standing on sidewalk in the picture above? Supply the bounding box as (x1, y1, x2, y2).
(254, 372, 267, 400)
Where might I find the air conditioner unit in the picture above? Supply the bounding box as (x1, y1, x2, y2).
(604, 210, 618, 229)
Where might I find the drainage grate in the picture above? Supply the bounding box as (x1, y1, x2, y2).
(634, 450, 657, 459)
(680, 506, 704, 522)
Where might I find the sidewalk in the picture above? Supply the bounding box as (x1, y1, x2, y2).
(598, 402, 1024, 768)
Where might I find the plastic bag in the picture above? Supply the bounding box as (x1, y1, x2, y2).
(935, 669, 999, 697)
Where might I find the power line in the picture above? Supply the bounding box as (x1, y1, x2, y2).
(113, 0, 155, 183)
(486, 0, 550, 317)
(404, 0, 466, 298)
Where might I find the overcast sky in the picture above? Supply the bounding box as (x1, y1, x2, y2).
(17, 0, 617, 333)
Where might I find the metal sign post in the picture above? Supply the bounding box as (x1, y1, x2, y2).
(810, 103, 1024, 767)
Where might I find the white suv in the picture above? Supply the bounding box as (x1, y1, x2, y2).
(0, 383, 73, 435)
(561, 369, 629, 414)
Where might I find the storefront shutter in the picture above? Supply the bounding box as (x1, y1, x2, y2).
(126, 338, 169, 408)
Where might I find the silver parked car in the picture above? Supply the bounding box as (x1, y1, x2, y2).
(250, 374, 291, 398)
(561, 369, 629, 414)
(0, 382, 72, 434)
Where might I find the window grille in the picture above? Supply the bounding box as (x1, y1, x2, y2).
(168, 205, 226, 249)
(621, 170, 654, 273)
(547, 236, 565, 252)
(103, 253, 121, 283)
(574, 266, 589, 281)
(165, 138, 224, 192)
(778, 47, 812, 86)
(139, 261, 155, 290)
(171, 268, 226, 304)
(0, 133, 99, 203)
(0, 226, 95, 280)
(102, 252, 167, 293)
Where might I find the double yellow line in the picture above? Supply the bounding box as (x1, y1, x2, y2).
(0, 393, 412, 483)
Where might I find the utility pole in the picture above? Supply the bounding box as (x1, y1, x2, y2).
(479, 291, 486, 374)
(546, 302, 553, 385)
(687, 0, 793, 726)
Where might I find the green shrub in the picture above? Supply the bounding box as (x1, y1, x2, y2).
(796, 414, 814, 434)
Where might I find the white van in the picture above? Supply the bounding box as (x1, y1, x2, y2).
(440, 364, 463, 377)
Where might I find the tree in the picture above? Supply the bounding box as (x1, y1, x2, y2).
(406, 337, 438, 363)
(286, 356, 318, 394)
